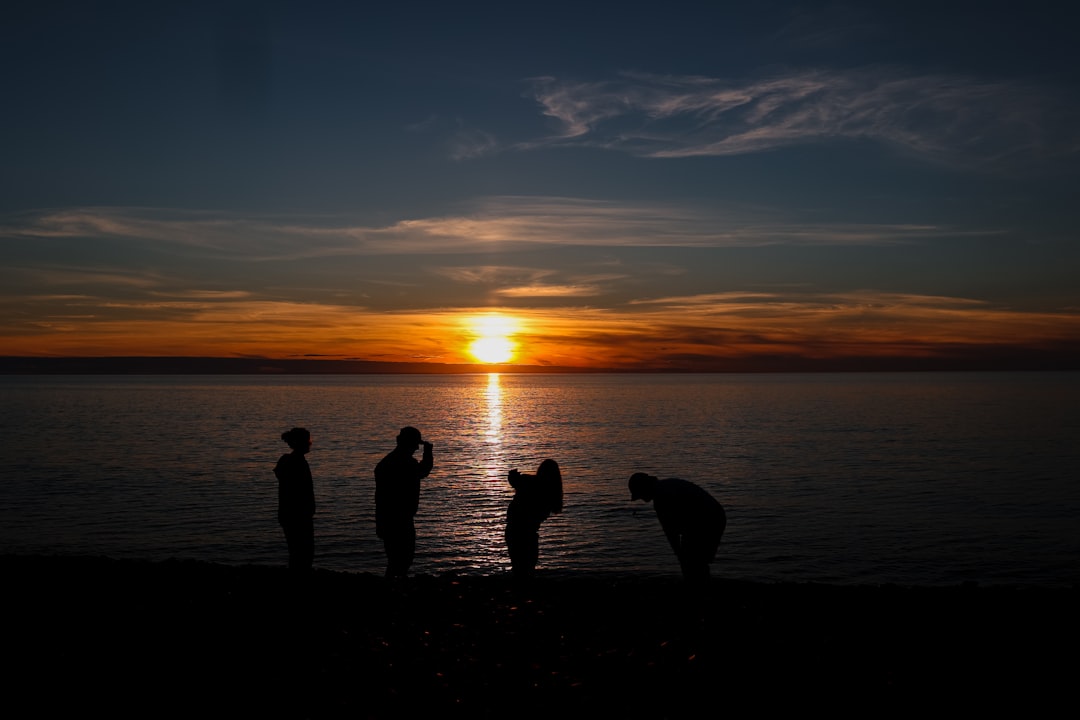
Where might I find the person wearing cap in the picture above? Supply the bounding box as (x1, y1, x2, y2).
(374, 426, 434, 578)
(629, 472, 726, 583)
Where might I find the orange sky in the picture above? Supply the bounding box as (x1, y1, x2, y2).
(5, 291, 1079, 371)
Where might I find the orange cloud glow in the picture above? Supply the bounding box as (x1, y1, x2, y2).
(3, 291, 1078, 371)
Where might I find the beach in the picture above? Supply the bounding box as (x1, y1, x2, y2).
(5, 555, 1075, 717)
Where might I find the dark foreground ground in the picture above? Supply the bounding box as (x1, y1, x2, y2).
(4, 555, 1076, 717)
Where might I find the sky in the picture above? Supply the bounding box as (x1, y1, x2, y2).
(3, 0, 1080, 371)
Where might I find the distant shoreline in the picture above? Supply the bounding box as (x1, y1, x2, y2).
(3, 355, 1078, 374)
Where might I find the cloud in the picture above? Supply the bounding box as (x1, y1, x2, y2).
(626, 290, 989, 309)
(496, 283, 600, 298)
(431, 264, 622, 299)
(449, 128, 500, 160)
(3, 200, 968, 261)
(0, 207, 437, 261)
(431, 265, 555, 284)
(524, 69, 1079, 168)
(618, 289, 1080, 347)
(500, 290, 1080, 368)
(24, 267, 168, 289)
(380, 197, 968, 250)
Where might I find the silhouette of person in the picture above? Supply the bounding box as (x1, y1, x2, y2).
(374, 426, 433, 578)
(505, 459, 564, 580)
(629, 472, 726, 583)
(274, 427, 315, 574)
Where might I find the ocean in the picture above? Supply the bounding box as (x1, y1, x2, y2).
(2, 372, 1077, 586)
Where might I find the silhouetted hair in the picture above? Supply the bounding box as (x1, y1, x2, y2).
(281, 427, 310, 450)
(537, 459, 563, 514)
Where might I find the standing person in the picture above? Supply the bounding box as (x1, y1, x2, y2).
(628, 472, 726, 583)
(274, 427, 315, 574)
(374, 426, 433, 578)
(505, 459, 564, 581)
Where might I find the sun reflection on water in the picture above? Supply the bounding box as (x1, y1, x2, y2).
(485, 372, 502, 445)
(435, 372, 511, 574)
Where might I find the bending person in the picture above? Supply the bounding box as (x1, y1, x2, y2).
(629, 472, 726, 583)
(506, 459, 563, 580)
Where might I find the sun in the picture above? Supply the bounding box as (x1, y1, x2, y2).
(467, 315, 518, 364)
(469, 336, 514, 364)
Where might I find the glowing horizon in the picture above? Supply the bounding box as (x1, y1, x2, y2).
(3, 291, 1078, 371)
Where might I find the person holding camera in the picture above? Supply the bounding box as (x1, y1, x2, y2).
(505, 459, 564, 581)
(374, 426, 434, 578)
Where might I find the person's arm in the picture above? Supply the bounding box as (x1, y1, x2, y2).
(305, 461, 315, 516)
(509, 470, 539, 490)
(655, 494, 687, 557)
(418, 441, 434, 478)
(657, 511, 683, 557)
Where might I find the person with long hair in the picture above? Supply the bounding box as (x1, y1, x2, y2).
(274, 427, 315, 574)
(505, 459, 563, 580)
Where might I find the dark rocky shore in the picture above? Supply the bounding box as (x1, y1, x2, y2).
(5, 555, 1075, 717)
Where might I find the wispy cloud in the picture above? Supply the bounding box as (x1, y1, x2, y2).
(3, 200, 970, 259)
(619, 289, 1080, 346)
(496, 283, 601, 298)
(449, 128, 500, 160)
(431, 265, 568, 286)
(373, 197, 980, 250)
(432, 264, 621, 299)
(524, 69, 1079, 168)
(23, 267, 169, 289)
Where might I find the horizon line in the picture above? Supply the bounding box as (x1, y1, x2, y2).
(1, 355, 1077, 375)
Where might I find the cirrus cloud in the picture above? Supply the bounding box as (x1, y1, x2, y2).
(523, 69, 1080, 169)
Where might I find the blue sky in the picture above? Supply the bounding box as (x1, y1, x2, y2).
(3, 1, 1079, 369)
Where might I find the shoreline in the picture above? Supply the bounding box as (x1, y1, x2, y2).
(5, 554, 1076, 715)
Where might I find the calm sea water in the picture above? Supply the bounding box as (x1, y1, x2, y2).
(2, 372, 1078, 586)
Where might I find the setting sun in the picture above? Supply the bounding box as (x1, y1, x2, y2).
(467, 314, 518, 364)
(470, 336, 513, 363)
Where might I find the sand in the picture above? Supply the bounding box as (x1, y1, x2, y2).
(4, 554, 1075, 717)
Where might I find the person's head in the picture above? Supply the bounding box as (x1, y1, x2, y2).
(538, 459, 564, 514)
(282, 427, 311, 453)
(628, 472, 658, 502)
(537, 459, 560, 480)
(396, 426, 422, 451)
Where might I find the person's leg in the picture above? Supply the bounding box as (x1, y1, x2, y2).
(383, 535, 401, 577)
(383, 523, 416, 578)
(282, 521, 302, 572)
(296, 517, 314, 572)
(679, 537, 712, 583)
(526, 532, 540, 574)
(282, 522, 296, 570)
(506, 526, 521, 574)
(401, 523, 416, 574)
(506, 525, 533, 579)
